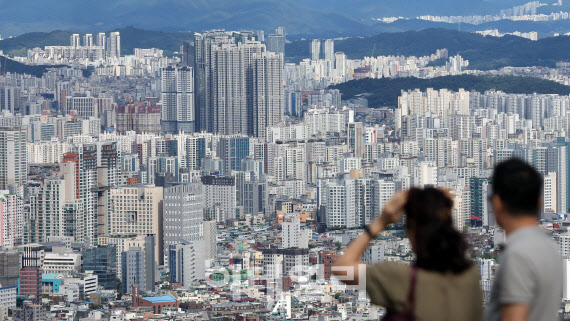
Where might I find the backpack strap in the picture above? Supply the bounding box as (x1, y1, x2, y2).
(407, 266, 418, 316)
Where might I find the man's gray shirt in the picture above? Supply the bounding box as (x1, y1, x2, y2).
(485, 226, 562, 321)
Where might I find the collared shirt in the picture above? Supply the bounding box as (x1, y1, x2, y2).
(484, 226, 562, 321)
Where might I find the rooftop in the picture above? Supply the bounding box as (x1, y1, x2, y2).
(143, 295, 177, 303)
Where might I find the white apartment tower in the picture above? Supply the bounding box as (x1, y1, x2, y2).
(252, 52, 284, 138)
(0, 127, 27, 190)
(70, 34, 80, 47)
(83, 34, 93, 47)
(107, 32, 121, 58)
(311, 39, 321, 61)
(323, 39, 334, 62)
(97, 32, 106, 49)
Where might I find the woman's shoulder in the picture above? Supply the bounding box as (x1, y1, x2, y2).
(367, 261, 412, 280)
(418, 262, 480, 282)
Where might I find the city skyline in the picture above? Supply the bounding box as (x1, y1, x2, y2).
(0, 1, 570, 320)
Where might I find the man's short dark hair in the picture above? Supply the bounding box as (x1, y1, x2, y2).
(492, 158, 543, 216)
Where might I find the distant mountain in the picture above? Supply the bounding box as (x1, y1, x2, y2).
(0, 27, 193, 57)
(0, 0, 535, 37)
(330, 75, 570, 108)
(286, 28, 570, 70)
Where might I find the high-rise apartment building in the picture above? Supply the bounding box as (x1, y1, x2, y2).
(62, 146, 97, 246)
(161, 66, 195, 133)
(65, 96, 97, 118)
(107, 32, 121, 58)
(28, 179, 67, 244)
(194, 31, 283, 137)
(266, 27, 286, 58)
(0, 127, 27, 190)
(70, 34, 80, 48)
(318, 177, 395, 229)
(83, 34, 93, 47)
(252, 52, 284, 138)
(0, 87, 21, 114)
(323, 39, 334, 62)
(311, 39, 321, 61)
(97, 32, 106, 50)
(0, 187, 23, 249)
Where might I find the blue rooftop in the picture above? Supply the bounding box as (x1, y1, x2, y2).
(42, 274, 62, 281)
(144, 295, 176, 303)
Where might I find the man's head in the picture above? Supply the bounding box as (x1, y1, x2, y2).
(491, 158, 543, 227)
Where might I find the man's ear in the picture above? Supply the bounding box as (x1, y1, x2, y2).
(492, 195, 503, 215)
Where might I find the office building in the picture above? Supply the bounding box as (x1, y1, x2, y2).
(19, 268, 41, 301)
(121, 236, 155, 294)
(219, 136, 250, 175)
(42, 247, 82, 275)
(107, 185, 164, 264)
(0, 250, 20, 287)
(163, 183, 204, 264)
(201, 176, 237, 222)
(122, 248, 145, 295)
(0, 87, 21, 114)
(22, 244, 44, 269)
(169, 240, 206, 288)
(82, 245, 117, 290)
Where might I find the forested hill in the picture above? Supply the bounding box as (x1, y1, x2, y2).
(287, 29, 570, 70)
(329, 75, 570, 108)
(0, 27, 193, 57)
(0, 56, 67, 78)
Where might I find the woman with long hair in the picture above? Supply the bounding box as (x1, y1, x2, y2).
(333, 187, 483, 320)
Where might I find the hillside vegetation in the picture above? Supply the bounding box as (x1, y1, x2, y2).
(287, 29, 570, 70)
(330, 75, 570, 108)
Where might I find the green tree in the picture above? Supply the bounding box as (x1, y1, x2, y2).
(334, 242, 342, 251)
